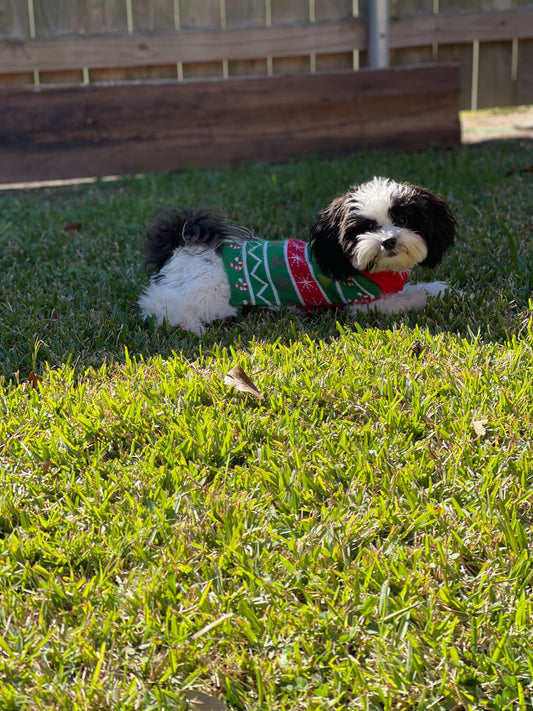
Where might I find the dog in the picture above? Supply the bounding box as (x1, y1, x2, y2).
(138, 177, 456, 335)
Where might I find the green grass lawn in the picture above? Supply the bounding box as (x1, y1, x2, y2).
(1, 138, 533, 710)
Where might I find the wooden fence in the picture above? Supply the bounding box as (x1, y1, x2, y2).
(1, 0, 532, 183)
(1, 0, 532, 110)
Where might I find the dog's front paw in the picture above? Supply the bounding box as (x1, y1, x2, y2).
(416, 281, 448, 297)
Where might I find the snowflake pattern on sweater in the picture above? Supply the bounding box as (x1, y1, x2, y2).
(221, 239, 409, 308)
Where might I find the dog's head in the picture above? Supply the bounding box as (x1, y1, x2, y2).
(310, 177, 457, 280)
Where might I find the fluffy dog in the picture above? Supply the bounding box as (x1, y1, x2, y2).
(138, 177, 456, 335)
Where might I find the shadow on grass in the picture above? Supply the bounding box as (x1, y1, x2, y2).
(1, 270, 531, 388)
(1, 137, 533, 383)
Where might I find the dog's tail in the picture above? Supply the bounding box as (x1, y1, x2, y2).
(144, 208, 255, 273)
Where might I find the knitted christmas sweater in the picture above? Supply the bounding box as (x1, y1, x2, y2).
(221, 239, 408, 308)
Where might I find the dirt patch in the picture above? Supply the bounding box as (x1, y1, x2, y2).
(461, 106, 533, 143)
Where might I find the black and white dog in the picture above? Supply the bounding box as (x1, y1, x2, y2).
(138, 177, 456, 335)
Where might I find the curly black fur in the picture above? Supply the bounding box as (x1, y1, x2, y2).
(144, 208, 254, 274)
(309, 193, 360, 280)
(390, 186, 457, 268)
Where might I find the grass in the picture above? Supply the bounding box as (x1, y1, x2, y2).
(1, 137, 533, 710)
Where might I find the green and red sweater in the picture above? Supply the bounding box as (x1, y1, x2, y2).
(221, 239, 408, 308)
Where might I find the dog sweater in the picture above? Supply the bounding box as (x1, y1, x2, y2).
(222, 239, 408, 308)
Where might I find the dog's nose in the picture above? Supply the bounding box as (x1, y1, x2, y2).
(382, 237, 397, 251)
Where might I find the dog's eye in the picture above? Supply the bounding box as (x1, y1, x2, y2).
(359, 218, 378, 231)
(395, 215, 408, 227)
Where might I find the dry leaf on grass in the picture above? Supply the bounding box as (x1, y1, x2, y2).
(27, 371, 41, 389)
(223, 364, 264, 400)
(506, 165, 533, 177)
(410, 339, 425, 358)
(472, 419, 487, 436)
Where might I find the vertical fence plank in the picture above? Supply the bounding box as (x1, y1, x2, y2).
(314, 0, 354, 71)
(123, 0, 177, 81)
(33, 0, 128, 37)
(315, 0, 352, 20)
(89, 0, 177, 83)
(270, 0, 308, 24)
(0, 0, 30, 38)
(33, 0, 127, 84)
(0, 0, 32, 84)
(392, 0, 433, 13)
(391, 45, 434, 66)
(438, 43, 474, 109)
(270, 0, 310, 75)
(516, 37, 533, 104)
(31, 0, 126, 83)
(225, 0, 268, 76)
(130, 0, 175, 31)
(179, 0, 222, 79)
(225, 0, 265, 27)
(400, 0, 524, 110)
(316, 52, 353, 71)
(391, 0, 433, 67)
(33, 1, 77, 82)
(478, 40, 515, 108)
(179, 0, 220, 28)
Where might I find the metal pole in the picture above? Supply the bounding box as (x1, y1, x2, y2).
(368, 0, 390, 69)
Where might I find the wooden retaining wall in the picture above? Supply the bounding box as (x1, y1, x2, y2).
(0, 65, 460, 183)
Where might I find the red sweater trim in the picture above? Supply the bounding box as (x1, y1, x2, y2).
(360, 269, 409, 296)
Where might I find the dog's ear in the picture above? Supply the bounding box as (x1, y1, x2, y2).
(309, 194, 356, 280)
(417, 189, 457, 268)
